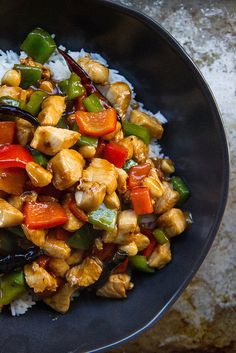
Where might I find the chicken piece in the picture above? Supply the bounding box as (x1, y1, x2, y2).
(103, 122, 122, 141)
(78, 145, 96, 159)
(38, 96, 66, 126)
(104, 192, 120, 209)
(21, 224, 46, 246)
(62, 194, 84, 232)
(161, 158, 175, 175)
(66, 257, 103, 287)
(156, 208, 187, 238)
(116, 168, 128, 194)
(127, 232, 150, 251)
(117, 210, 137, 234)
(0, 198, 23, 227)
(130, 109, 163, 139)
(16, 118, 34, 145)
(42, 234, 71, 259)
(132, 136, 149, 163)
(66, 250, 84, 266)
(154, 181, 179, 214)
(106, 82, 131, 119)
(26, 162, 52, 188)
(75, 181, 106, 212)
(24, 261, 58, 293)
(39, 80, 54, 93)
(119, 241, 138, 256)
(0, 85, 22, 99)
(96, 274, 133, 298)
(118, 137, 134, 159)
(148, 242, 172, 269)
(77, 54, 109, 84)
(47, 149, 84, 190)
(48, 258, 70, 277)
(30, 127, 80, 156)
(8, 191, 37, 211)
(83, 158, 117, 195)
(143, 175, 164, 198)
(44, 283, 77, 314)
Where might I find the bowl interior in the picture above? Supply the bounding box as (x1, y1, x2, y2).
(0, 1, 229, 352)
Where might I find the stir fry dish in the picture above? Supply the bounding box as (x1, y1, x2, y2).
(0, 28, 191, 314)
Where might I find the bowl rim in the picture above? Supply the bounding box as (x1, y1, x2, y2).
(81, 1, 230, 352)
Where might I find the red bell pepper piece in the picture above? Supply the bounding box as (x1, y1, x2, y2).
(0, 144, 33, 169)
(75, 108, 117, 137)
(128, 163, 151, 189)
(0, 168, 26, 195)
(142, 235, 157, 258)
(113, 258, 129, 274)
(0, 121, 16, 144)
(69, 199, 88, 222)
(130, 186, 154, 215)
(23, 201, 68, 229)
(103, 142, 128, 168)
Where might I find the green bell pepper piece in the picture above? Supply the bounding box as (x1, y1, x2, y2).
(14, 64, 42, 89)
(67, 73, 85, 100)
(67, 224, 97, 250)
(88, 204, 118, 231)
(123, 159, 138, 172)
(171, 176, 190, 204)
(56, 117, 69, 129)
(0, 230, 18, 253)
(0, 271, 26, 306)
(77, 135, 98, 148)
(153, 228, 169, 245)
(25, 90, 47, 115)
(21, 28, 56, 64)
(123, 121, 151, 145)
(83, 93, 103, 112)
(0, 96, 24, 109)
(129, 255, 154, 273)
(58, 79, 69, 95)
(7, 226, 25, 237)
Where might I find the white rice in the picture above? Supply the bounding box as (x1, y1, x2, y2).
(1, 43, 167, 316)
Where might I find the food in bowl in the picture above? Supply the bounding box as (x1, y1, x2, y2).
(0, 28, 191, 315)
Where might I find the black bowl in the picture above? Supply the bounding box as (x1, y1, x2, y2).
(0, 1, 229, 352)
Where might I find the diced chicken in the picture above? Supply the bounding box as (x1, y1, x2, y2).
(128, 232, 150, 251)
(103, 122, 122, 141)
(148, 242, 172, 269)
(75, 181, 106, 212)
(66, 250, 84, 266)
(117, 210, 137, 234)
(0, 85, 22, 99)
(26, 162, 52, 188)
(39, 80, 54, 93)
(156, 208, 187, 237)
(24, 261, 58, 293)
(104, 192, 120, 209)
(78, 54, 109, 84)
(8, 191, 37, 211)
(123, 136, 148, 164)
(143, 175, 164, 198)
(154, 181, 179, 214)
(62, 194, 84, 232)
(47, 149, 84, 190)
(119, 241, 138, 256)
(106, 82, 131, 119)
(21, 224, 46, 246)
(83, 158, 117, 195)
(160, 158, 175, 174)
(66, 257, 103, 287)
(30, 126, 80, 156)
(16, 118, 34, 145)
(116, 168, 128, 194)
(130, 109, 163, 139)
(42, 234, 71, 259)
(78, 145, 96, 159)
(118, 137, 134, 159)
(48, 258, 70, 277)
(96, 274, 133, 298)
(38, 95, 66, 126)
(44, 283, 77, 314)
(0, 198, 23, 227)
